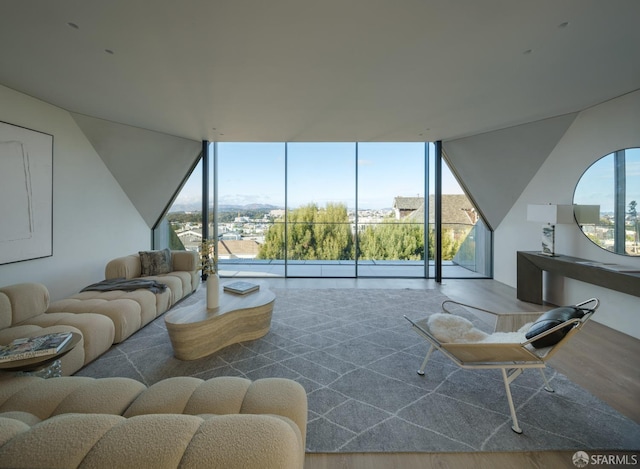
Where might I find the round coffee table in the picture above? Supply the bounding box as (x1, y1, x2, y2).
(164, 281, 275, 360)
(0, 332, 82, 378)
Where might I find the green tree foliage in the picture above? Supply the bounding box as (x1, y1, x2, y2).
(628, 200, 639, 253)
(257, 203, 464, 261)
(258, 203, 354, 260)
(359, 220, 424, 260)
(169, 227, 186, 250)
(167, 212, 201, 225)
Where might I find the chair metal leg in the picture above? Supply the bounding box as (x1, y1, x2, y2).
(539, 368, 554, 392)
(501, 368, 523, 434)
(417, 345, 435, 376)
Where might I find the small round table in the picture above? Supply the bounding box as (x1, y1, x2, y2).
(0, 332, 82, 378)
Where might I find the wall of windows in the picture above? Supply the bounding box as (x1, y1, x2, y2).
(153, 142, 492, 279)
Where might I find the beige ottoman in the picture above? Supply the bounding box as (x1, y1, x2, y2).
(48, 288, 170, 343)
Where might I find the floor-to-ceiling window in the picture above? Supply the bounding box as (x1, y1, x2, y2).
(286, 143, 356, 277)
(440, 159, 492, 278)
(153, 158, 203, 252)
(356, 142, 426, 277)
(217, 143, 285, 276)
(154, 141, 492, 279)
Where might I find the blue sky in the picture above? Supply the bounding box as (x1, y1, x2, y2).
(573, 148, 640, 214)
(176, 142, 464, 210)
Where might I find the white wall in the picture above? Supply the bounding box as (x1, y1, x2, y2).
(0, 85, 150, 301)
(495, 91, 640, 339)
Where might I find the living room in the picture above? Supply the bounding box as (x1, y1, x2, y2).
(1, 2, 639, 468)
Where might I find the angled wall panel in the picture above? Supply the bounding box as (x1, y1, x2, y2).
(443, 113, 578, 230)
(71, 113, 201, 228)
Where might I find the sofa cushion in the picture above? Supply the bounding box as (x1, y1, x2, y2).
(0, 283, 49, 325)
(139, 249, 173, 276)
(0, 376, 307, 469)
(0, 293, 12, 330)
(24, 312, 115, 363)
(0, 413, 303, 469)
(0, 376, 146, 419)
(0, 417, 30, 447)
(105, 254, 142, 280)
(0, 324, 86, 376)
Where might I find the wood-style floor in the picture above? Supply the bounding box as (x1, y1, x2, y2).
(257, 277, 640, 469)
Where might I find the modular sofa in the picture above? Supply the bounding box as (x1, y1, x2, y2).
(0, 283, 115, 376)
(47, 250, 200, 343)
(0, 375, 307, 468)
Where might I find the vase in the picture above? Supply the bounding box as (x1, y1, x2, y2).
(206, 273, 219, 309)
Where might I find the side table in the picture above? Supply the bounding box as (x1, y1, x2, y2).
(0, 332, 82, 378)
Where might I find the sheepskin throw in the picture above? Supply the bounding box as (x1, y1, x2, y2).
(427, 313, 531, 344)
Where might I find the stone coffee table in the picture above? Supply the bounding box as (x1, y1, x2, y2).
(164, 280, 275, 360)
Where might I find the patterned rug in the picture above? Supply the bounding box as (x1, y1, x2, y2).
(77, 288, 640, 453)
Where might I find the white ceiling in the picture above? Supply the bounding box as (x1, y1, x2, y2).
(1, 0, 639, 143)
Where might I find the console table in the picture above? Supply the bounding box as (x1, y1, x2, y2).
(517, 251, 640, 304)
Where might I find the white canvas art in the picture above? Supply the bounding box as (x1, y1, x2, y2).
(0, 121, 53, 264)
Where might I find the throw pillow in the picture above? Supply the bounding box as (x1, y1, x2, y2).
(525, 306, 584, 348)
(139, 249, 172, 276)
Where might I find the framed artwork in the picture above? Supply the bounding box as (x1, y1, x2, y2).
(0, 121, 53, 265)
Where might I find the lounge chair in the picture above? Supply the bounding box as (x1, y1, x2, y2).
(404, 298, 599, 433)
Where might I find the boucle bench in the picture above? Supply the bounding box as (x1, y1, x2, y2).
(0, 283, 114, 376)
(0, 375, 307, 469)
(47, 250, 199, 343)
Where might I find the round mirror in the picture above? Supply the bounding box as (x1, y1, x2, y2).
(573, 147, 640, 256)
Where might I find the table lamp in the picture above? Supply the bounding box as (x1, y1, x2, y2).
(527, 204, 574, 256)
(573, 205, 600, 227)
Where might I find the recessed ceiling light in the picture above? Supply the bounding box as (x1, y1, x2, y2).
(558, 21, 570, 28)
(105, 49, 114, 55)
(67, 22, 79, 29)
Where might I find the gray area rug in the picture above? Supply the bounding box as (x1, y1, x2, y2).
(77, 288, 640, 453)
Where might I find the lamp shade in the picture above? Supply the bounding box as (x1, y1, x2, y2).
(527, 204, 574, 224)
(574, 205, 600, 225)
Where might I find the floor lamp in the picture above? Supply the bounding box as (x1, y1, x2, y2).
(527, 204, 574, 256)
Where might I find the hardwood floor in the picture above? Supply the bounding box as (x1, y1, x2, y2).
(259, 277, 639, 469)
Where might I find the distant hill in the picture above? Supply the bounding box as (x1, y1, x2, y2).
(169, 203, 281, 213)
(169, 202, 394, 213)
(219, 204, 281, 211)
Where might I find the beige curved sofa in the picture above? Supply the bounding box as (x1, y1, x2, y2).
(0, 283, 115, 376)
(48, 250, 200, 343)
(0, 375, 307, 469)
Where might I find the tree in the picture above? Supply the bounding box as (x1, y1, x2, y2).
(359, 220, 424, 260)
(258, 203, 464, 261)
(628, 200, 638, 254)
(257, 203, 353, 260)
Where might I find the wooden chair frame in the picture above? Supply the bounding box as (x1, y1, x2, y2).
(404, 298, 599, 433)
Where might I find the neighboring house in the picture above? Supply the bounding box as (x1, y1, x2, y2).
(217, 239, 261, 259)
(393, 197, 423, 219)
(395, 195, 477, 226)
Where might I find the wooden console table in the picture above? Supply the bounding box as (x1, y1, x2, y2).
(517, 251, 640, 304)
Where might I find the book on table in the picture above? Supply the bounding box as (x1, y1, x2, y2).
(0, 332, 73, 363)
(223, 281, 260, 295)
